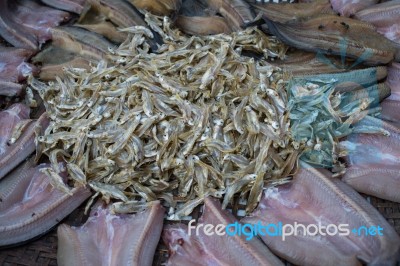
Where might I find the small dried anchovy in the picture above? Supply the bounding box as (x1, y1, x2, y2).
(287, 76, 380, 171)
(29, 13, 357, 218)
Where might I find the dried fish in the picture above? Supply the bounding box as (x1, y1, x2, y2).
(129, 0, 182, 16)
(30, 12, 378, 218)
(265, 14, 398, 65)
(175, 16, 233, 36)
(205, 0, 255, 30)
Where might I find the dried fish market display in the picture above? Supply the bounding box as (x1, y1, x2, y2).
(29, 12, 390, 220)
(1, 0, 400, 265)
(30, 16, 293, 217)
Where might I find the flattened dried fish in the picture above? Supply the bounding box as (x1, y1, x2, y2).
(41, 0, 86, 14)
(164, 197, 283, 266)
(57, 201, 164, 266)
(129, 0, 182, 16)
(0, 0, 37, 49)
(242, 163, 400, 266)
(175, 16, 233, 36)
(265, 14, 398, 65)
(50, 26, 114, 61)
(0, 161, 91, 247)
(205, 0, 255, 30)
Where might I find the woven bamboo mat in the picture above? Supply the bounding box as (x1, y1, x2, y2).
(1, 195, 399, 266)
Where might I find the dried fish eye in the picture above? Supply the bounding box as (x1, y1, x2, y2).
(117, 58, 127, 64)
(271, 121, 279, 129)
(108, 47, 115, 54)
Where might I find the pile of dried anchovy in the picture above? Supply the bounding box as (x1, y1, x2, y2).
(28, 14, 369, 219)
(287, 75, 386, 173)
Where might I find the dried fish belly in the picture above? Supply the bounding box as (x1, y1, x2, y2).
(331, 0, 378, 17)
(57, 201, 164, 266)
(251, 1, 335, 24)
(264, 14, 399, 65)
(40, 0, 86, 14)
(205, 0, 255, 30)
(242, 163, 400, 266)
(163, 197, 283, 266)
(129, 0, 182, 16)
(0, 104, 49, 180)
(0, 47, 38, 84)
(175, 16, 233, 36)
(0, 160, 91, 246)
(0, 0, 37, 49)
(341, 116, 400, 203)
(11, 0, 71, 46)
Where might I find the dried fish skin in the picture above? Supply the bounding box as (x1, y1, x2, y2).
(76, 22, 127, 44)
(343, 117, 400, 167)
(353, 0, 400, 45)
(57, 201, 164, 266)
(343, 166, 400, 203)
(0, 161, 91, 247)
(175, 16, 233, 36)
(272, 51, 349, 76)
(341, 117, 400, 203)
(386, 62, 400, 101)
(39, 57, 92, 81)
(11, 0, 71, 46)
(0, 0, 38, 49)
(75, 3, 128, 43)
(265, 14, 397, 65)
(0, 82, 24, 97)
(50, 26, 114, 61)
(205, 0, 255, 30)
(252, 1, 335, 24)
(380, 100, 400, 124)
(0, 158, 36, 212)
(129, 0, 182, 16)
(0, 108, 50, 181)
(163, 197, 283, 266)
(89, 0, 148, 28)
(41, 0, 86, 14)
(331, 0, 378, 17)
(0, 103, 30, 153)
(242, 163, 400, 266)
(354, 1, 400, 29)
(0, 47, 38, 84)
